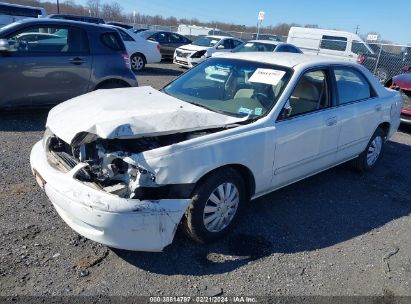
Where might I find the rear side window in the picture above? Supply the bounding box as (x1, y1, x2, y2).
(100, 32, 125, 51)
(6, 25, 89, 54)
(334, 68, 373, 104)
(320, 35, 347, 51)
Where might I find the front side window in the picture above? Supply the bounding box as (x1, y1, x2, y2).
(351, 41, 372, 55)
(285, 70, 330, 117)
(163, 58, 291, 118)
(334, 68, 372, 104)
(7, 25, 89, 54)
(320, 35, 347, 51)
(192, 36, 221, 47)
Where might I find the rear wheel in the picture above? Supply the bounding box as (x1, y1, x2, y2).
(183, 168, 246, 243)
(351, 128, 385, 172)
(375, 67, 389, 84)
(131, 53, 146, 71)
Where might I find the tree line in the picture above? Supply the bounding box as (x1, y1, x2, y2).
(7, 0, 319, 36)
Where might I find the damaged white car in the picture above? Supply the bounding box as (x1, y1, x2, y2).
(30, 53, 403, 251)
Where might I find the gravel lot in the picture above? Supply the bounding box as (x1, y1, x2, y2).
(0, 62, 410, 297)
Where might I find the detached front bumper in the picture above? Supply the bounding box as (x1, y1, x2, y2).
(30, 141, 191, 252)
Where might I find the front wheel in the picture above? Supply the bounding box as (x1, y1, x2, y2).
(182, 168, 246, 243)
(351, 128, 385, 172)
(130, 53, 146, 71)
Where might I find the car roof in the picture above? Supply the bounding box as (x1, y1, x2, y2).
(205, 35, 233, 39)
(7, 18, 111, 30)
(247, 40, 281, 45)
(216, 52, 355, 68)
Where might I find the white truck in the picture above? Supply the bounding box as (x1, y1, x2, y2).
(287, 27, 374, 61)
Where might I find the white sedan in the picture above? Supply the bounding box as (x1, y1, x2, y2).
(111, 25, 161, 71)
(30, 53, 403, 251)
(173, 35, 243, 68)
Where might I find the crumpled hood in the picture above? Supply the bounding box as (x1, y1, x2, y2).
(46, 86, 242, 144)
(178, 44, 211, 52)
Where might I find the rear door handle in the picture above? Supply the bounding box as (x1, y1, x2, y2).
(325, 116, 338, 126)
(69, 57, 87, 65)
(375, 104, 382, 111)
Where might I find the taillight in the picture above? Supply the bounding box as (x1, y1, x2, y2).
(357, 54, 365, 64)
(156, 43, 161, 53)
(122, 52, 130, 68)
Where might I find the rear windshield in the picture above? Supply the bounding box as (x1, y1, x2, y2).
(100, 32, 125, 51)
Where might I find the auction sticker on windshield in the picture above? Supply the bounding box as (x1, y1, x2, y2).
(249, 68, 286, 86)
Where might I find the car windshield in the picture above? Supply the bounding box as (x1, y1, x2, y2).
(234, 42, 277, 52)
(163, 58, 291, 118)
(192, 36, 220, 47)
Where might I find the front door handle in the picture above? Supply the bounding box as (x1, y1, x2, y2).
(375, 104, 382, 111)
(325, 116, 338, 126)
(69, 57, 87, 65)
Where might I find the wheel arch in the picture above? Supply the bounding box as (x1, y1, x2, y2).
(94, 78, 131, 90)
(377, 121, 390, 138)
(193, 164, 256, 201)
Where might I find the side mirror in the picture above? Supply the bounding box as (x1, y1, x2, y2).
(279, 100, 292, 120)
(0, 39, 10, 52)
(217, 45, 225, 49)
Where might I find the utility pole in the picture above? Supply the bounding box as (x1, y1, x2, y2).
(355, 25, 360, 34)
(56, 0, 60, 14)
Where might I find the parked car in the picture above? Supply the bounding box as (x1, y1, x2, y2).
(385, 67, 411, 124)
(173, 35, 243, 68)
(108, 26, 161, 71)
(212, 40, 302, 56)
(252, 33, 283, 41)
(287, 27, 374, 62)
(133, 28, 148, 34)
(137, 30, 191, 60)
(106, 22, 133, 30)
(48, 14, 105, 24)
(357, 47, 411, 84)
(0, 19, 137, 109)
(30, 53, 402, 251)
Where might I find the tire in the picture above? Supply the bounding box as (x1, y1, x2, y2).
(351, 128, 385, 172)
(182, 168, 247, 243)
(130, 53, 146, 71)
(375, 67, 389, 84)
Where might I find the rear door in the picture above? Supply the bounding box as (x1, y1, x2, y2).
(0, 24, 91, 107)
(272, 68, 341, 188)
(332, 67, 381, 161)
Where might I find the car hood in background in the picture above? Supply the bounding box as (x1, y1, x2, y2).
(177, 44, 211, 52)
(46, 86, 243, 145)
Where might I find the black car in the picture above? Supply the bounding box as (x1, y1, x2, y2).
(137, 30, 191, 60)
(358, 46, 411, 84)
(106, 22, 133, 30)
(0, 19, 137, 108)
(48, 14, 105, 24)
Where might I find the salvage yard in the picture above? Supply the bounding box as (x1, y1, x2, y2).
(0, 62, 410, 297)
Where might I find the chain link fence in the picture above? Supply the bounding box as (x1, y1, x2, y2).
(130, 23, 410, 84)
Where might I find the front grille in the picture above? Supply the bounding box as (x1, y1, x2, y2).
(175, 60, 189, 65)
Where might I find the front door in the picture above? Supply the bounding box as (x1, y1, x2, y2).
(0, 24, 91, 107)
(272, 69, 341, 188)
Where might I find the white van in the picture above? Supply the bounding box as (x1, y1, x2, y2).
(287, 27, 374, 61)
(0, 3, 47, 28)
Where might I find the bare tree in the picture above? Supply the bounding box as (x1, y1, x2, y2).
(86, 0, 100, 17)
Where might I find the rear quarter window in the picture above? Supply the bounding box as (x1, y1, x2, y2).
(100, 32, 125, 51)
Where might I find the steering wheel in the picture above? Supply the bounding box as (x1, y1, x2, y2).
(252, 92, 271, 108)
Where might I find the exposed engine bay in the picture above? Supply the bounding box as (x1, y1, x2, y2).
(45, 129, 224, 199)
